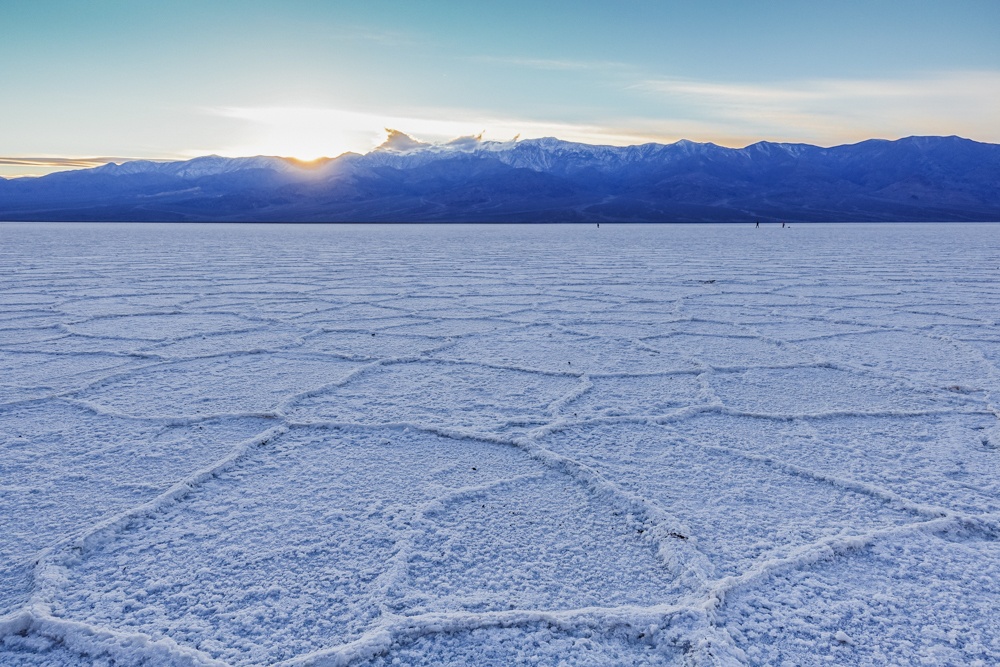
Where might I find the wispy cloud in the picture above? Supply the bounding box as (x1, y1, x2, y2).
(472, 55, 630, 72)
(326, 25, 421, 47)
(0, 156, 161, 168)
(634, 70, 1000, 145)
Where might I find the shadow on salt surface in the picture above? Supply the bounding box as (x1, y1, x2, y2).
(797, 330, 995, 389)
(564, 318, 750, 340)
(379, 317, 526, 338)
(68, 312, 255, 341)
(439, 328, 696, 375)
(643, 333, 811, 368)
(962, 338, 1000, 370)
(306, 316, 427, 333)
(823, 305, 979, 328)
(528, 296, 621, 317)
(674, 303, 798, 325)
(59, 295, 183, 317)
(377, 294, 475, 315)
(670, 413, 1000, 515)
(137, 326, 304, 358)
(436, 294, 555, 317)
(357, 626, 683, 667)
(0, 293, 61, 308)
(395, 472, 686, 616)
(682, 291, 808, 309)
(0, 334, 153, 356)
(0, 327, 66, 347)
(593, 283, 702, 303)
(0, 401, 271, 614)
(0, 351, 137, 402)
(557, 320, 681, 340)
(293, 303, 416, 327)
(75, 353, 362, 417)
(812, 416, 1000, 514)
(0, 313, 70, 330)
(932, 323, 1000, 343)
(541, 423, 916, 578)
(298, 330, 441, 359)
(0, 564, 33, 619)
(197, 280, 322, 296)
(52, 427, 541, 666)
(289, 362, 576, 433)
(558, 375, 704, 419)
(0, 635, 112, 667)
(709, 366, 949, 415)
(748, 318, 876, 341)
(231, 298, 340, 317)
(770, 283, 899, 299)
(718, 530, 1000, 667)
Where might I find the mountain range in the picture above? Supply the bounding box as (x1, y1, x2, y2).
(2, 134, 999, 222)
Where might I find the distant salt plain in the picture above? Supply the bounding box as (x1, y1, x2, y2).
(1, 222, 999, 667)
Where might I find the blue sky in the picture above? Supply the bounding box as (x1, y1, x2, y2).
(2, 0, 999, 176)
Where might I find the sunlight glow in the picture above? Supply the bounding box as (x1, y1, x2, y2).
(207, 107, 371, 160)
(198, 106, 684, 160)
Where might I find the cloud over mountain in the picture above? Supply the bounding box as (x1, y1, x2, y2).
(375, 129, 432, 153)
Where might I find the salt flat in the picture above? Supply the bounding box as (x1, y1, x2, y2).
(1, 222, 998, 667)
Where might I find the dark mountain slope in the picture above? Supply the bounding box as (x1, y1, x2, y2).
(2, 136, 998, 221)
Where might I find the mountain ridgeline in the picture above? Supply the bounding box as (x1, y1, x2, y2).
(2, 135, 999, 222)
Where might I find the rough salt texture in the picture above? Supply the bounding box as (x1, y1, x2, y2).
(1, 222, 998, 666)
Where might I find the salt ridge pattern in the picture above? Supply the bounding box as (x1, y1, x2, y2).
(1, 222, 999, 666)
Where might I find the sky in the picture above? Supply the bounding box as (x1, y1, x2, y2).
(2, 0, 999, 177)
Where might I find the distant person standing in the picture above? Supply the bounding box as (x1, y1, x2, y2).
(755, 220, 760, 228)
(782, 222, 785, 228)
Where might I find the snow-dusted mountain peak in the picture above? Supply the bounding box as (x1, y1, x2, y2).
(3, 135, 997, 222)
